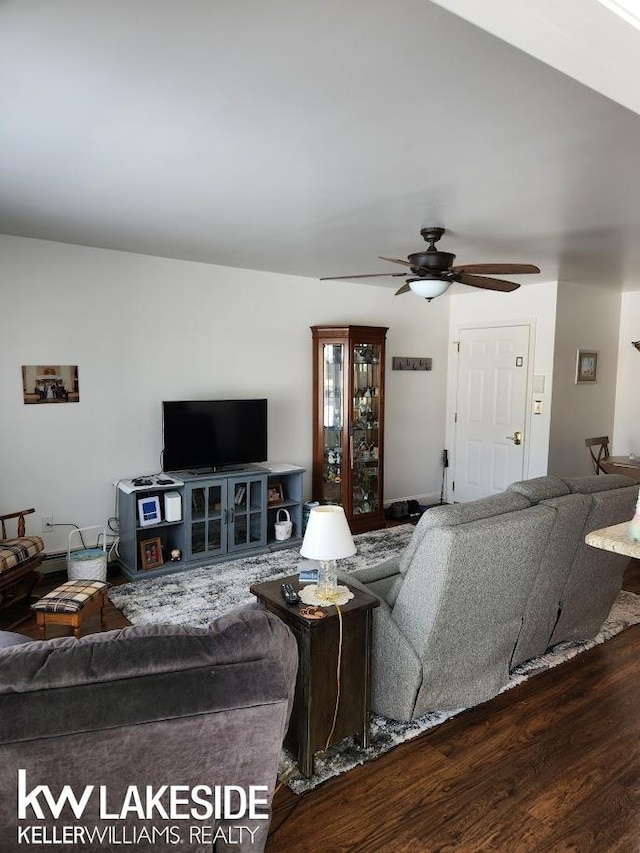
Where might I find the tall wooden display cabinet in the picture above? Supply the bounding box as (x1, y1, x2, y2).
(311, 325, 388, 534)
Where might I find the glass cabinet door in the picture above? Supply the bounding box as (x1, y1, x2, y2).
(321, 343, 344, 505)
(229, 476, 266, 551)
(351, 341, 382, 516)
(188, 482, 225, 557)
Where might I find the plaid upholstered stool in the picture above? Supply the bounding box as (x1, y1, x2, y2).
(31, 580, 109, 639)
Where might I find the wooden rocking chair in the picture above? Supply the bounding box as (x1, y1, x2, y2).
(0, 508, 45, 629)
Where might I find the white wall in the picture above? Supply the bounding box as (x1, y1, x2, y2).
(548, 281, 622, 476)
(612, 290, 640, 455)
(446, 280, 559, 494)
(0, 235, 450, 554)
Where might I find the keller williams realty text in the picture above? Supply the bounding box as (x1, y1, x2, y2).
(17, 826, 260, 846)
(16, 770, 267, 846)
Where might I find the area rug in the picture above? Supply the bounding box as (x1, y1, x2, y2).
(108, 530, 640, 794)
(109, 524, 415, 627)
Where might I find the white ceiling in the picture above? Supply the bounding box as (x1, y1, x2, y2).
(3, 0, 640, 292)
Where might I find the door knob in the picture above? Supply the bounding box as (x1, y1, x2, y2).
(506, 431, 523, 445)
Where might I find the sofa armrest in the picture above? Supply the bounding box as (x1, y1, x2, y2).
(348, 557, 403, 604)
(349, 556, 401, 585)
(340, 571, 422, 720)
(0, 631, 32, 650)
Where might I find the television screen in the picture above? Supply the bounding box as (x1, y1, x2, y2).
(162, 399, 267, 472)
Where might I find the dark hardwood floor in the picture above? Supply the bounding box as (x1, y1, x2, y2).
(3, 561, 639, 852)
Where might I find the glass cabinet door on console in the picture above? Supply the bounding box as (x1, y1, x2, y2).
(184, 480, 227, 561)
(311, 325, 387, 534)
(184, 475, 267, 560)
(228, 474, 267, 552)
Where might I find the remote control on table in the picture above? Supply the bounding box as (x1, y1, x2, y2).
(280, 583, 300, 605)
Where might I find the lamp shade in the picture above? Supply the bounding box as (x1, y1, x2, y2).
(300, 505, 356, 561)
(408, 277, 451, 300)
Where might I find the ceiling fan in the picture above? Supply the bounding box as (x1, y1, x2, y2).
(320, 227, 540, 300)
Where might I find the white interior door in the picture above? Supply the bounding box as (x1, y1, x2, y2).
(453, 325, 530, 502)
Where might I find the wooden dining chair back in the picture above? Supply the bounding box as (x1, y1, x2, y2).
(585, 436, 610, 475)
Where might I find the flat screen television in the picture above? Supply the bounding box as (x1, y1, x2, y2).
(162, 399, 267, 473)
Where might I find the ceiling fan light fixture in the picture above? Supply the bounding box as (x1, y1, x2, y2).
(407, 277, 451, 300)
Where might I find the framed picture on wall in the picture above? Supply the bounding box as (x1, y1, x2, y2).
(22, 365, 80, 404)
(575, 350, 598, 384)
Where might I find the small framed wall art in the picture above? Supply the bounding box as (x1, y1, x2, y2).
(575, 350, 598, 384)
(22, 365, 80, 404)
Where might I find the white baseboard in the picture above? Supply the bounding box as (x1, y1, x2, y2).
(383, 492, 441, 508)
(40, 552, 67, 575)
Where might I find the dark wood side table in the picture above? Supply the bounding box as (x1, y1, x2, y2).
(250, 574, 379, 777)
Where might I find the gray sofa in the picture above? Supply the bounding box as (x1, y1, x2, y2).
(0, 606, 297, 853)
(341, 474, 638, 722)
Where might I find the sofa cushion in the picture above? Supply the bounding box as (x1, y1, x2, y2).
(0, 604, 293, 695)
(562, 474, 637, 494)
(0, 631, 32, 650)
(0, 536, 44, 575)
(507, 476, 570, 502)
(398, 490, 531, 575)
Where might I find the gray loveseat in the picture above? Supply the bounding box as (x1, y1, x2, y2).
(342, 474, 638, 722)
(0, 606, 297, 853)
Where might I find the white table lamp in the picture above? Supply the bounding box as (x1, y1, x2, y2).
(300, 505, 356, 603)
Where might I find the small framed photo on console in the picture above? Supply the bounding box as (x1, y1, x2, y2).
(140, 536, 163, 571)
(138, 495, 161, 526)
(267, 483, 284, 505)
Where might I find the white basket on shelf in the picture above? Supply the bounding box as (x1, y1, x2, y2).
(274, 508, 293, 541)
(67, 526, 107, 582)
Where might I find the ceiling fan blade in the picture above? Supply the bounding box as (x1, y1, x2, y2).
(457, 273, 521, 292)
(320, 271, 406, 281)
(451, 263, 540, 275)
(378, 256, 413, 268)
(395, 283, 412, 295)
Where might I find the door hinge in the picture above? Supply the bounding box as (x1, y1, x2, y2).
(455, 341, 460, 353)
(454, 412, 458, 423)
(452, 481, 455, 492)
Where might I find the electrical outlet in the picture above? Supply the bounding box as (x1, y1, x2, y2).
(42, 515, 54, 533)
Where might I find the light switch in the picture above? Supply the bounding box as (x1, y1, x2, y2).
(534, 399, 543, 415)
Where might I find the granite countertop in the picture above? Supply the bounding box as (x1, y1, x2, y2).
(585, 521, 640, 559)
